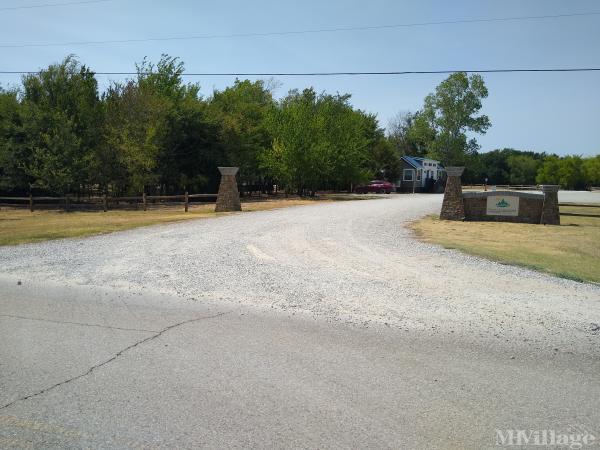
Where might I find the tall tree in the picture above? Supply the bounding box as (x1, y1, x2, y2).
(582, 155, 600, 187)
(102, 80, 166, 193)
(103, 55, 224, 194)
(0, 87, 29, 193)
(209, 79, 275, 184)
(506, 154, 542, 185)
(421, 72, 491, 166)
(387, 111, 434, 157)
(262, 88, 371, 194)
(536, 155, 586, 189)
(20, 56, 103, 194)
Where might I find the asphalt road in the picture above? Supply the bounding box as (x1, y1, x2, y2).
(1, 194, 599, 448)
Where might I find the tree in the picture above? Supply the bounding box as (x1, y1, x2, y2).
(536, 155, 561, 185)
(209, 79, 275, 184)
(103, 55, 224, 194)
(102, 80, 166, 193)
(20, 56, 103, 194)
(537, 155, 586, 189)
(368, 138, 400, 181)
(556, 156, 585, 190)
(11, 54, 599, 198)
(582, 155, 600, 187)
(0, 87, 29, 193)
(506, 154, 542, 185)
(262, 88, 371, 194)
(363, 113, 400, 181)
(420, 72, 491, 166)
(387, 112, 433, 157)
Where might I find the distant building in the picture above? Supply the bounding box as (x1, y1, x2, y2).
(397, 156, 445, 193)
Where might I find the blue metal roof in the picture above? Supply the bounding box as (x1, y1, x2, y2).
(401, 156, 443, 169)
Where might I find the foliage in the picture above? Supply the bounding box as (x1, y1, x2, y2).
(368, 138, 401, 182)
(1, 56, 597, 196)
(506, 154, 543, 185)
(20, 56, 103, 194)
(536, 155, 586, 190)
(0, 55, 397, 196)
(102, 79, 165, 193)
(0, 87, 29, 193)
(582, 155, 600, 186)
(261, 88, 377, 193)
(387, 112, 433, 158)
(208, 79, 275, 184)
(387, 73, 491, 169)
(462, 148, 545, 185)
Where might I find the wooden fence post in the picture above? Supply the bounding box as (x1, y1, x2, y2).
(103, 194, 108, 212)
(65, 195, 70, 212)
(184, 191, 189, 212)
(143, 192, 147, 211)
(29, 194, 34, 212)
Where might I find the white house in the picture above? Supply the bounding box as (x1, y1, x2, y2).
(397, 156, 445, 193)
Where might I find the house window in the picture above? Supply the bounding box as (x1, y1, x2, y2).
(403, 169, 413, 181)
(417, 170, 422, 181)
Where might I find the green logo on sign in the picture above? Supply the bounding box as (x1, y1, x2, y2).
(496, 198, 510, 208)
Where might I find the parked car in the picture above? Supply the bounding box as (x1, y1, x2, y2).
(354, 180, 396, 194)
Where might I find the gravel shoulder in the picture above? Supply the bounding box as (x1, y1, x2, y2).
(1, 194, 599, 356)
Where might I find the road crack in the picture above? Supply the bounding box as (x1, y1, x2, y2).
(0, 314, 158, 333)
(0, 311, 231, 410)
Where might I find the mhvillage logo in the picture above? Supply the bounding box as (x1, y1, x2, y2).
(495, 428, 597, 448)
(496, 198, 511, 208)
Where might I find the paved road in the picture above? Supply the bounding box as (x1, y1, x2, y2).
(1, 195, 599, 448)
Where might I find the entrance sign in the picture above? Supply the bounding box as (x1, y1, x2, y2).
(486, 196, 519, 216)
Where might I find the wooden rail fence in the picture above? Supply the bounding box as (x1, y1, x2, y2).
(462, 184, 539, 191)
(558, 202, 600, 218)
(464, 185, 600, 192)
(0, 192, 218, 212)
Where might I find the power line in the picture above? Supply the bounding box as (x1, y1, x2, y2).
(1, 68, 599, 77)
(0, 0, 113, 12)
(1, 11, 599, 48)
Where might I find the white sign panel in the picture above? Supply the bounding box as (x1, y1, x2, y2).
(486, 196, 519, 216)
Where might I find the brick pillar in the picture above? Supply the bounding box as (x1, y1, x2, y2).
(215, 167, 242, 212)
(540, 184, 560, 225)
(440, 166, 465, 221)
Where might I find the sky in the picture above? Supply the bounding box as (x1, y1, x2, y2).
(0, 0, 599, 156)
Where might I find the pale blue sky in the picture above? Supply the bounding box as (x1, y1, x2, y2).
(0, 0, 599, 156)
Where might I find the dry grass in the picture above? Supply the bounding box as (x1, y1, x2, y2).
(411, 204, 600, 283)
(0, 198, 319, 246)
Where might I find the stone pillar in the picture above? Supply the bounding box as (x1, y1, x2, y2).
(540, 185, 560, 225)
(215, 167, 242, 212)
(440, 166, 465, 221)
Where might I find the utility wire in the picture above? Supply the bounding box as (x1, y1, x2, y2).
(1, 11, 599, 48)
(1, 68, 599, 77)
(0, 0, 113, 12)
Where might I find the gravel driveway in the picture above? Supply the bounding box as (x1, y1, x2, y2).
(1, 194, 599, 356)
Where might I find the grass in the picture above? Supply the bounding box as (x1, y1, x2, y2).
(0, 198, 320, 246)
(411, 204, 600, 284)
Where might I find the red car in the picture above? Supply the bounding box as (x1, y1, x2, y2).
(354, 180, 396, 194)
